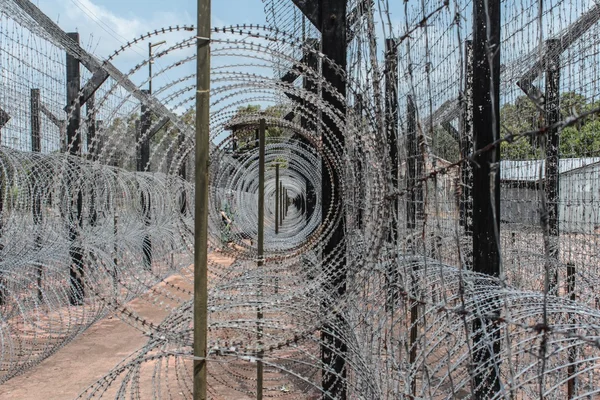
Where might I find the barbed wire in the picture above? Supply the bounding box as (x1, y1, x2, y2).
(1, 0, 600, 398)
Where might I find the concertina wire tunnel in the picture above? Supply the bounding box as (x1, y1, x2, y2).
(0, 0, 600, 398)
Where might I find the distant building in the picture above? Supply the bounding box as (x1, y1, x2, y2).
(501, 158, 600, 233)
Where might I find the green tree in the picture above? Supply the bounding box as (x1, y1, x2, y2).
(106, 113, 138, 169)
(499, 92, 600, 159)
(560, 120, 600, 157)
(227, 104, 288, 151)
(431, 126, 460, 163)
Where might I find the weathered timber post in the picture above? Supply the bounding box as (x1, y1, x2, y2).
(31, 89, 43, 301)
(275, 164, 280, 234)
(472, 0, 502, 395)
(406, 94, 418, 232)
(406, 96, 420, 396)
(139, 90, 152, 271)
(385, 38, 399, 311)
(194, 0, 211, 396)
(279, 180, 284, 226)
(179, 134, 188, 215)
(0, 107, 6, 305)
(87, 95, 98, 234)
(256, 119, 266, 400)
(66, 32, 84, 306)
(566, 262, 576, 398)
(545, 39, 560, 296)
(385, 38, 399, 244)
(461, 40, 474, 248)
(302, 39, 319, 225)
(31, 89, 42, 153)
(321, 0, 347, 398)
(87, 94, 96, 159)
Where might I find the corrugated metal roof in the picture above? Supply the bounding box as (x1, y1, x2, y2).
(500, 157, 600, 181)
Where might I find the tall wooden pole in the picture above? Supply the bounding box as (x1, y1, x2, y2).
(194, 0, 210, 397)
(275, 164, 279, 234)
(385, 38, 399, 311)
(302, 39, 318, 224)
(472, 0, 502, 395)
(544, 39, 560, 296)
(321, 0, 347, 397)
(31, 89, 43, 301)
(406, 94, 417, 232)
(385, 39, 399, 244)
(566, 263, 576, 398)
(256, 119, 266, 400)
(461, 40, 474, 246)
(66, 32, 84, 306)
(139, 90, 152, 271)
(407, 95, 419, 397)
(279, 180, 283, 226)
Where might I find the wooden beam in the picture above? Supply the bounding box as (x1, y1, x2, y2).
(292, 0, 372, 42)
(147, 115, 170, 141)
(517, 3, 600, 99)
(0, 107, 9, 130)
(12, 0, 184, 133)
(65, 68, 110, 112)
(39, 103, 64, 128)
(441, 121, 460, 143)
(291, 0, 321, 30)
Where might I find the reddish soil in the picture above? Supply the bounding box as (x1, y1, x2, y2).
(0, 250, 311, 399)
(0, 253, 226, 400)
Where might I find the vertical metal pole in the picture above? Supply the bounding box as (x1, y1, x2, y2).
(385, 38, 399, 311)
(31, 88, 43, 301)
(256, 119, 265, 400)
(545, 39, 560, 296)
(461, 40, 474, 248)
(472, 0, 502, 395)
(321, 0, 347, 397)
(139, 90, 152, 271)
(194, 0, 210, 396)
(66, 32, 84, 306)
(275, 164, 279, 234)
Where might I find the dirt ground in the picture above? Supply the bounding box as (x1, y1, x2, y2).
(0, 305, 153, 399)
(0, 247, 320, 400)
(0, 252, 225, 400)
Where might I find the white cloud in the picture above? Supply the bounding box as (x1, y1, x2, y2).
(39, 0, 194, 60)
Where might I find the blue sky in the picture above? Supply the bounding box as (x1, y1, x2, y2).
(34, 0, 268, 59)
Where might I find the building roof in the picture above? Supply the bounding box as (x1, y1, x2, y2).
(501, 157, 600, 181)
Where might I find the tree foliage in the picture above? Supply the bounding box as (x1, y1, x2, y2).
(228, 104, 287, 151)
(500, 92, 600, 159)
(431, 126, 460, 163)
